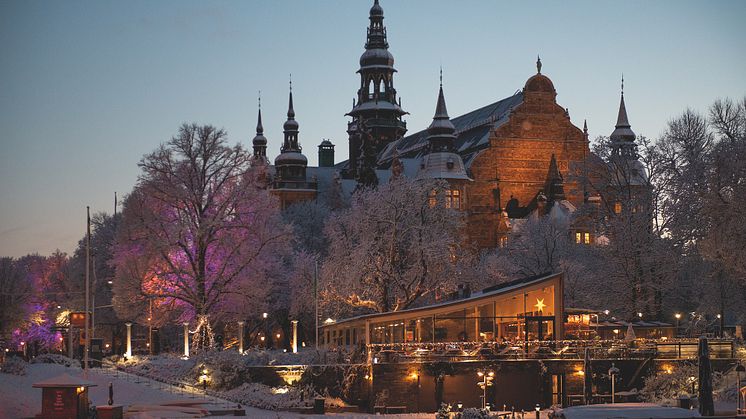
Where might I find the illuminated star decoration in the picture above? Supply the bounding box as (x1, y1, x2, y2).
(534, 298, 546, 313)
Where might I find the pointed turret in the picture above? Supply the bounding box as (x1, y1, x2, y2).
(610, 75, 636, 144)
(418, 73, 469, 181)
(275, 80, 308, 180)
(251, 96, 268, 164)
(426, 71, 457, 153)
(608, 76, 647, 186)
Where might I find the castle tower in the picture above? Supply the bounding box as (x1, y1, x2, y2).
(346, 0, 407, 180)
(610, 76, 638, 160)
(251, 97, 268, 166)
(272, 81, 317, 208)
(417, 72, 469, 183)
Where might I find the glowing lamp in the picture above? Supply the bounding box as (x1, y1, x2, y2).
(675, 313, 681, 319)
(262, 312, 268, 319)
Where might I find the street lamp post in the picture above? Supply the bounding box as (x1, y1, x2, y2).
(183, 322, 189, 358)
(291, 320, 299, 353)
(716, 313, 722, 338)
(477, 370, 495, 410)
(736, 363, 745, 414)
(608, 363, 620, 404)
(675, 313, 681, 337)
(238, 321, 245, 354)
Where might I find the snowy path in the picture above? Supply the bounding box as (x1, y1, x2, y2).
(0, 363, 437, 418)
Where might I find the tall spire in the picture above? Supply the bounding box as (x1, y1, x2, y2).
(282, 76, 300, 153)
(610, 74, 635, 143)
(252, 91, 267, 163)
(426, 70, 456, 153)
(287, 75, 295, 119)
(256, 92, 264, 134)
(418, 71, 470, 181)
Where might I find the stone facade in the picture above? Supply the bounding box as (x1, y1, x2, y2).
(464, 74, 589, 248)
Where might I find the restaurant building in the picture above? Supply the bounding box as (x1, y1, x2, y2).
(319, 272, 564, 348)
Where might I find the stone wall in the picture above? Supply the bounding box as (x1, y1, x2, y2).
(465, 75, 589, 248)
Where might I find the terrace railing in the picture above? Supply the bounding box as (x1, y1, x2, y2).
(363, 338, 736, 362)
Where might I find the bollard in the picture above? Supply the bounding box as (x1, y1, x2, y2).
(108, 382, 114, 405)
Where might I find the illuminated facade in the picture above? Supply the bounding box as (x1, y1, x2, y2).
(319, 272, 564, 348)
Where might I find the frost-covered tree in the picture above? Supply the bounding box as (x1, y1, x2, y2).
(321, 176, 465, 314)
(112, 124, 292, 347)
(0, 257, 32, 342)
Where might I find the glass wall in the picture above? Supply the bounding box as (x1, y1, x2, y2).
(323, 279, 560, 346)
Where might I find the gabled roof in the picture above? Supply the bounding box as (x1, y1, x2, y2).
(377, 92, 524, 168)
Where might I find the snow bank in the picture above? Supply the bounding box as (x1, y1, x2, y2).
(551, 403, 701, 418)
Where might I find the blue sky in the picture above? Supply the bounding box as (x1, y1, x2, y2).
(1, 0, 745, 257)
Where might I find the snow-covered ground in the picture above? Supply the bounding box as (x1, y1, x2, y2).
(0, 363, 434, 418)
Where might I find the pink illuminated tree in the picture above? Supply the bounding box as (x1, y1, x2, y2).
(112, 124, 292, 348)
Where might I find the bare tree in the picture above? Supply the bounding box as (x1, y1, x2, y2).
(112, 124, 292, 347)
(321, 176, 465, 314)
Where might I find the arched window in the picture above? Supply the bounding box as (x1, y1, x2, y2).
(368, 79, 374, 97)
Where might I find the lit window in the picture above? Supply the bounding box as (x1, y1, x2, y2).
(575, 232, 581, 244)
(445, 189, 461, 209)
(498, 236, 508, 248)
(584, 233, 590, 244)
(428, 190, 437, 208)
(614, 202, 622, 214)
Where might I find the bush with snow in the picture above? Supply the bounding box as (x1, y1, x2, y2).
(0, 355, 28, 376)
(30, 353, 80, 368)
(459, 407, 491, 419)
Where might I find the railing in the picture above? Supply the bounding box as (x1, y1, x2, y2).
(363, 338, 736, 362)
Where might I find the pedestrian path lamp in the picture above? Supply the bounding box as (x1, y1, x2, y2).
(608, 363, 620, 404)
(477, 370, 495, 409)
(736, 363, 745, 414)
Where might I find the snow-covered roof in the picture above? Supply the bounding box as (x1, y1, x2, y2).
(33, 373, 97, 388)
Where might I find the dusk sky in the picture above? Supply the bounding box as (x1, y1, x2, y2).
(1, 0, 744, 257)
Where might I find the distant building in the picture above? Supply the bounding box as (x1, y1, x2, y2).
(257, 0, 647, 248)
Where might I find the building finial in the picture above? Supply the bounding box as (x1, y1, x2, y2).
(537, 55, 542, 74)
(258, 90, 261, 109)
(439, 66, 443, 88)
(621, 73, 624, 96)
(287, 75, 295, 119)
